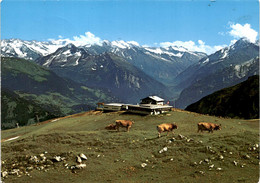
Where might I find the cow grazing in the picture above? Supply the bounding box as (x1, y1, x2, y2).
(105, 124, 117, 130)
(157, 123, 178, 138)
(115, 120, 134, 132)
(197, 122, 221, 133)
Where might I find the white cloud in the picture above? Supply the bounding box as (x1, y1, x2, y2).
(72, 32, 103, 46)
(160, 40, 227, 54)
(50, 32, 142, 48)
(229, 23, 258, 43)
(49, 32, 103, 47)
(230, 39, 238, 45)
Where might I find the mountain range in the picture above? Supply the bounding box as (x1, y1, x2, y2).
(175, 38, 259, 108)
(1, 39, 206, 85)
(36, 44, 171, 103)
(1, 37, 259, 127)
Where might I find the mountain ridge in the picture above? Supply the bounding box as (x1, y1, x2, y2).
(185, 75, 259, 119)
(175, 38, 259, 108)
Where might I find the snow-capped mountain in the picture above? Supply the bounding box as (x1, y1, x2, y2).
(175, 38, 259, 108)
(37, 46, 171, 103)
(1, 38, 206, 85)
(1, 39, 67, 60)
(36, 43, 90, 67)
(84, 40, 206, 84)
(175, 38, 259, 89)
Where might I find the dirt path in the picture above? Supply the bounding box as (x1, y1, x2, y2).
(1, 136, 20, 143)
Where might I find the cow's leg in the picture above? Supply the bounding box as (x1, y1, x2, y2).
(127, 125, 131, 132)
(158, 132, 161, 138)
(166, 131, 169, 136)
(116, 125, 120, 132)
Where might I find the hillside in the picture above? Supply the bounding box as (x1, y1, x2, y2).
(1, 88, 60, 129)
(2, 57, 117, 118)
(185, 75, 259, 119)
(1, 110, 259, 183)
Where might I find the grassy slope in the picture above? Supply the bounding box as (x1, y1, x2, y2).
(1, 110, 259, 183)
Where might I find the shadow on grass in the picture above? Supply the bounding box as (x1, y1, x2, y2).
(120, 112, 148, 116)
(145, 136, 160, 141)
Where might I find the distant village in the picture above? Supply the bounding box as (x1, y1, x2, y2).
(97, 96, 172, 115)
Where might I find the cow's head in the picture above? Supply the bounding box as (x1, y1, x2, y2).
(105, 124, 116, 130)
(214, 124, 221, 131)
(172, 123, 178, 129)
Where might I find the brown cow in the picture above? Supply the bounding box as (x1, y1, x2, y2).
(115, 120, 134, 132)
(197, 122, 221, 133)
(157, 123, 178, 138)
(105, 124, 117, 130)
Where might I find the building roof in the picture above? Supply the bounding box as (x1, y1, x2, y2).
(103, 103, 125, 107)
(127, 104, 172, 109)
(141, 96, 164, 102)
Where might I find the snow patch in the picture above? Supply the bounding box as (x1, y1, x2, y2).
(220, 48, 229, 59)
(145, 52, 171, 62)
(202, 58, 209, 64)
(144, 47, 183, 58)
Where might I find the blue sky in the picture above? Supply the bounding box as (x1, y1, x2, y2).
(2, 0, 259, 53)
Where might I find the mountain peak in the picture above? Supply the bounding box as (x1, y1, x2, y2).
(233, 37, 252, 48)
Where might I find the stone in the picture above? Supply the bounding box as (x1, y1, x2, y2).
(79, 153, 87, 160)
(209, 164, 214, 168)
(10, 169, 20, 175)
(243, 154, 250, 159)
(76, 156, 82, 163)
(29, 156, 39, 164)
(53, 156, 62, 162)
(2, 171, 8, 178)
(141, 163, 147, 168)
(75, 164, 86, 169)
(204, 159, 210, 163)
(163, 147, 168, 152)
(219, 155, 224, 160)
(233, 161, 238, 166)
(26, 166, 34, 171)
(178, 134, 185, 139)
